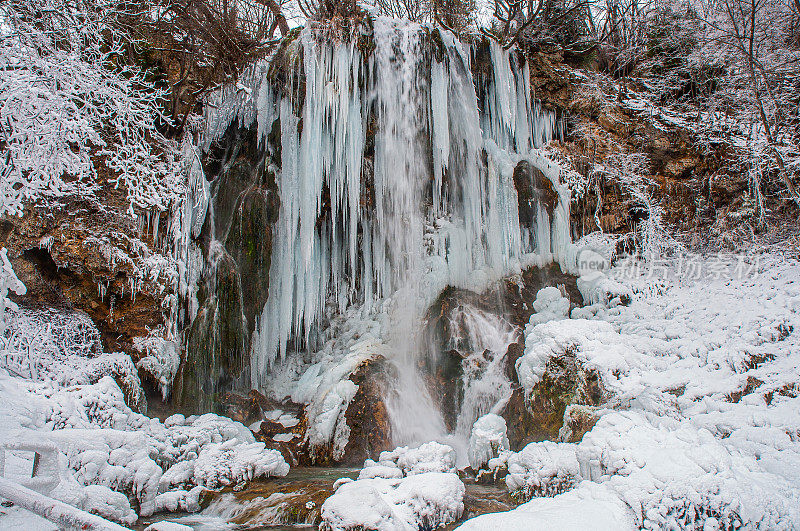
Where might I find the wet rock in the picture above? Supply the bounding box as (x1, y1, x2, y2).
(221, 389, 275, 426)
(173, 251, 248, 413)
(341, 358, 393, 465)
(175, 119, 281, 415)
(513, 160, 559, 222)
(204, 467, 360, 528)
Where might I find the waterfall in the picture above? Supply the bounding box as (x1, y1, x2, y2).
(450, 305, 518, 453)
(197, 18, 573, 453)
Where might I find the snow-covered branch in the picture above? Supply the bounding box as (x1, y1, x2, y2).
(0, 0, 184, 217)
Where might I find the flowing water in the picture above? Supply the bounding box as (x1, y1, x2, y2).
(192, 16, 572, 460)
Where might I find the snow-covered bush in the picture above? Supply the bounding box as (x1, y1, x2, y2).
(134, 333, 181, 400)
(0, 248, 26, 337)
(0, 0, 183, 217)
(504, 441, 581, 502)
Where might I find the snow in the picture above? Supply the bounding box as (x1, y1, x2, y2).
(321, 442, 465, 531)
(0, 0, 183, 218)
(504, 441, 581, 499)
(363, 441, 457, 478)
(528, 286, 570, 326)
(0, 296, 289, 527)
(0, 368, 289, 523)
(455, 481, 635, 531)
(134, 335, 181, 401)
(460, 252, 800, 529)
(467, 414, 510, 471)
(0, 476, 130, 531)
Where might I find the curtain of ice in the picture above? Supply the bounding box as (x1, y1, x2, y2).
(199, 21, 574, 448)
(250, 31, 368, 382)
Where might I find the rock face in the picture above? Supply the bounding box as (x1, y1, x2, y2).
(341, 359, 394, 465)
(502, 350, 605, 448)
(173, 120, 280, 413)
(1, 197, 168, 358)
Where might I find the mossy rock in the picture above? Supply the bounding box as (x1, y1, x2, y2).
(174, 252, 248, 413)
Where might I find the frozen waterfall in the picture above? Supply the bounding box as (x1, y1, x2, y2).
(199, 17, 572, 453)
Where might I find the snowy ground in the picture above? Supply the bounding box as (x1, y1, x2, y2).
(0, 305, 288, 528)
(458, 251, 800, 529)
(3, 249, 799, 530)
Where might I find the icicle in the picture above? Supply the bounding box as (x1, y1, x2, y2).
(211, 22, 575, 403)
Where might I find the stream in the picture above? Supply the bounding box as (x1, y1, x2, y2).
(137, 466, 515, 530)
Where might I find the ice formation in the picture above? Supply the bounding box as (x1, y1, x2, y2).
(200, 17, 575, 451)
(467, 413, 510, 471)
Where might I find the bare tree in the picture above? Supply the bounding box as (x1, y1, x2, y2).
(123, 0, 290, 132)
(490, 0, 593, 48)
(695, 0, 800, 205)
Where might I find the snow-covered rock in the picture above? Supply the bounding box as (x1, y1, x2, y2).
(515, 318, 621, 398)
(320, 472, 465, 531)
(467, 414, 509, 471)
(322, 442, 465, 530)
(455, 481, 635, 531)
(364, 441, 457, 478)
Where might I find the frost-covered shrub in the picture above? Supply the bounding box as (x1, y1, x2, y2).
(1, 305, 146, 411)
(134, 334, 181, 400)
(505, 441, 581, 502)
(0, 0, 183, 217)
(362, 441, 457, 478)
(321, 472, 465, 531)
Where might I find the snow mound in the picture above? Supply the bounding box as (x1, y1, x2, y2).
(529, 287, 570, 326)
(505, 441, 581, 501)
(361, 441, 457, 478)
(467, 414, 509, 471)
(323, 442, 464, 530)
(576, 271, 632, 306)
(455, 481, 635, 531)
(320, 472, 465, 531)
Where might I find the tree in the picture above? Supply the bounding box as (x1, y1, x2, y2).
(124, 0, 290, 132)
(0, 0, 183, 217)
(694, 0, 800, 206)
(489, 0, 593, 48)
